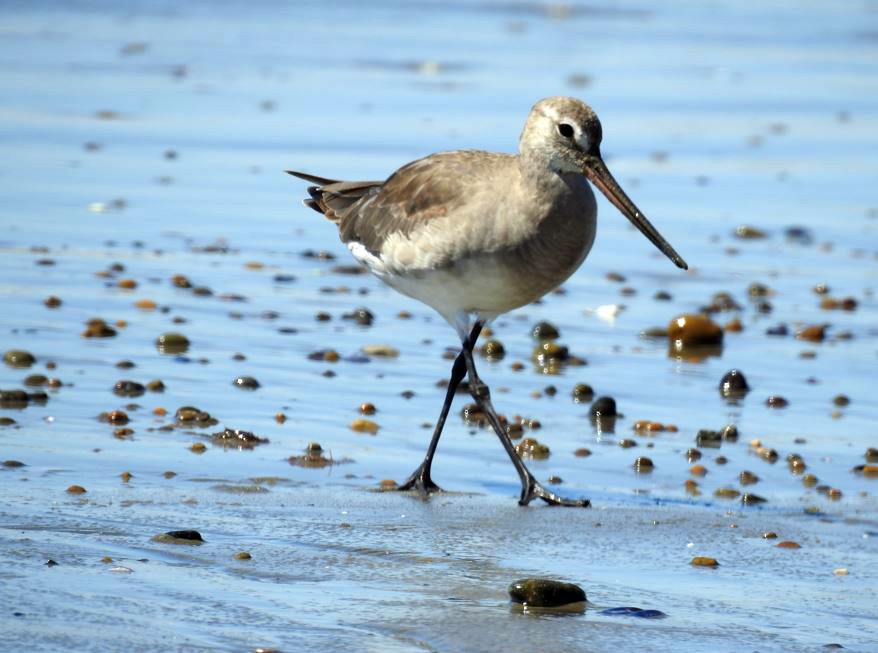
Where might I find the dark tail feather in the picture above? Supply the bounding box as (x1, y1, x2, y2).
(286, 170, 337, 186)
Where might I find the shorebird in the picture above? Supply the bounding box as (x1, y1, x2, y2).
(288, 96, 687, 507)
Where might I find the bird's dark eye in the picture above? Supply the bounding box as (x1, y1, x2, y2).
(557, 123, 574, 138)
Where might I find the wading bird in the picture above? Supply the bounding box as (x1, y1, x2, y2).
(288, 96, 687, 506)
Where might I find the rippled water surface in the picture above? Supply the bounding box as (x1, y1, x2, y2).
(1, 1, 877, 651)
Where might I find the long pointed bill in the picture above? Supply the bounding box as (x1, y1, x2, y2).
(584, 157, 688, 270)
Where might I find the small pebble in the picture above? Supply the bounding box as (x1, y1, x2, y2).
(66, 484, 87, 494)
(691, 556, 719, 568)
(350, 418, 379, 434)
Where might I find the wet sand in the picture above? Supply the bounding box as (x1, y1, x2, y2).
(1, 1, 877, 651)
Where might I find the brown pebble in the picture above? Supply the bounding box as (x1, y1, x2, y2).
(106, 410, 129, 424)
(739, 470, 759, 485)
(350, 418, 379, 434)
(120, 471, 132, 482)
(117, 278, 137, 289)
(827, 488, 843, 500)
(66, 485, 87, 494)
(189, 442, 207, 453)
(135, 299, 158, 310)
(668, 314, 724, 348)
(573, 448, 592, 457)
(714, 487, 740, 499)
(690, 556, 719, 568)
(44, 296, 62, 308)
(796, 325, 826, 342)
(690, 464, 707, 477)
(379, 479, 398, 489)
(359, 402, 377, 415)
(275, 412, 287, 423)
(762, 531, 778, 539)
(634, 457, 654, 473)
(765, 395, 789, 408)
(776, 541, 801, 549)
(618, 438, 637, 448)
(234, 551, 252, 560)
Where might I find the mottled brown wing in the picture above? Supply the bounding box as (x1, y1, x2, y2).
(291, 151, 512, 255)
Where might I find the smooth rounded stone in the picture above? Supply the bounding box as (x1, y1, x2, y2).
(532, 341, 570, 364)
(82, 318, 117, 338)
(113, 380, 145, 397)
(832, 394, 850, 407)
(211, 428, 269, 448)
(479, 339, 505, 360)
(233, 376, 261, 390)
(600, 607, 667, 619)
(776, 541, 801, 549)
(0, 390, 30, 408)
(684, 479, 700, 495)
(571, 383, 594, 402)
(152, 530, 204, 545)
(766, 395, 789, 408)
(98, 410, 129, 425)
(719, 369, 750, 398)
(350, 418, 379, 434)
(689, 464, 707, 477)
(654, 290, 672, 301)
(617, 439, 637, 449)
(695, 429, 722, 448)
(171, 274, 192, 288)
(704, 291, 742, 313)
(742, 493, 767, 505)
(234, 551, 252, 560)
(515, 438, 550, 460)
(633, 457, 654, 473)
(66, 484, 87, 494)
(531, 321, 560, 340)
(573, 448, 592, 457)
(865, 448, 878, 463)
(361, 344, 399, 357)
(146, 379, 165, 392)
(690, 556, 719, 568)
(4, 350, 36, 368)
(721, 424, 739, 442)
(175, 406, 218, 427)
(0, 417, 18, 426)
(668, 314, 724, 347)
(589, 396, 617, 419)
(739, 470, 759, 485)
(156, 332, 190, 354)
(343, 307, 374, 325)
(796, 324, 827, 342)
(734, 225, 767, 239)
(307, 349, 340, 362)
(44, 295, 63, 308)
(765, 323, 787, 336)
(714, 487, 740, 499)
(3, 460, 25, 467)
(686, 448, 702, 462)
(24, 374, 48, 387)
(756, 446, 779, 463)
(120, 471, 132, 482)
(358, 402, 377, 415)
(853, 464, 878, 478)
(508, 578, 585, 607)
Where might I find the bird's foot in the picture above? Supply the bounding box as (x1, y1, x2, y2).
(519, 477, 590, 508)
(397, 463, 443, 497)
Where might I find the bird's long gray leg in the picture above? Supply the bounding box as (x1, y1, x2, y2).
(460, 327, 590, 508)
(398, 323, 483, 496)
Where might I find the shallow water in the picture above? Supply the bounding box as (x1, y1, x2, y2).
(1, 1, 877, 651)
